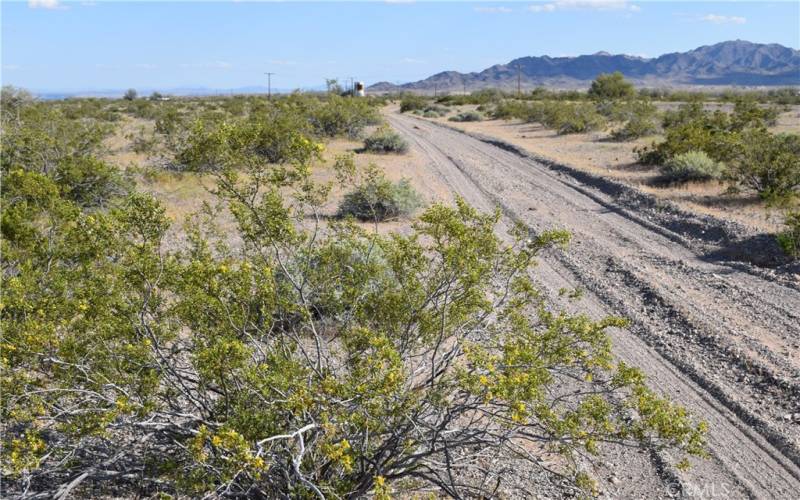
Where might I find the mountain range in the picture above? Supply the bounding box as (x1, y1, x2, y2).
(369, 40, 800, 93)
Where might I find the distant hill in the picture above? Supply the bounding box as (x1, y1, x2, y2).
(370, 40, 800, 93)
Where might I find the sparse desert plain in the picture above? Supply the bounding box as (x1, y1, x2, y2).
(3, 3, 800, 493)
(5, 82, 800, 498)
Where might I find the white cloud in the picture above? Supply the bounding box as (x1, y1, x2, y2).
(28, 0, 65, 10)
(700, 14, 746, 25)
(474, 6, 513, 14)
(400, 57, 426, 64)
(528, 1, 640, 13)
(2, 65, 21, 71)
(528, 3, 557, 12)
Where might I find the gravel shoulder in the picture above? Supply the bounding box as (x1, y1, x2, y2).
(388, 111, 800, 499)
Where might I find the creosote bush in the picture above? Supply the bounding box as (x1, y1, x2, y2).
(777, 211, 800, 258)
(660, 151, 725, 182)
(490, 99, 605, 134)
(362, 127, 409, 154)
(336, 156, 422, 221)
(726, 129, 800, 203)
(588, 72, 635, 101)
(610, 100, 659, 141)
(412, 104, 449, 118)
(448, 110, 483, 122)
(2, 89, 707, 498)
(637, 100, 800, 204)
(399, 94, 427, 113)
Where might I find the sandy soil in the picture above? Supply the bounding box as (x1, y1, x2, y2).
(417, 104, 800, 233)
(389, 110, 800, 499)
(102, 118, 447, 240)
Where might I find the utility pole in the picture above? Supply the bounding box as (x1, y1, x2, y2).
(348, 76, 355, 96)
(434, 83, 437, 98)
(264, 72, 275, 100)
(516, 64, 521, 97)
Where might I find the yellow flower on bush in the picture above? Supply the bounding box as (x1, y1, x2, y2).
(322, 439, 354, 473)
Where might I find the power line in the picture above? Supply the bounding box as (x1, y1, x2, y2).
(264, 72, 275, 100)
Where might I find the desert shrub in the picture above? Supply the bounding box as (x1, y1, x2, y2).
(612, 114, 658, 140)
(610, 100, 659, 140)
(250, 112, 317, 163)
(307, 94, 381, 138)
(54, 156, 132, 206)
(588, 72, 635, 101)
(173, 117, 320, 171)
(124, 98, 159, 119)
(730, 98, 781, 129)
(547, 102, 605, 134)
(123, 88, 137, 100)
(362, 127, 409, 154)
(491, 100, 531, 120)
(1, 104, 113, 174)
(423, 104, 449, 117)
(436, 89, 504, 106)
(55, 98, 120, 123)
(595, 99, 628, 120)
(660, 151, 725, 182)
(154, 105, 185, 136)
(415, 104, 448, 118)
(449, 110, 483, 122)
(339, 176, 421, 221)
(636, 112, 741, 166)
(766, 87, 800, 106)
(777, 211, 800, 258)
(2, 91, 707, 499)
(1, 85, 34, 122)
(491, 100, 604, 133)
(399, 94, 427, 113)
(662, 101, 706, 130)
(1, 99, 127, 208)
(218, 96, 249, 116)
(726, 130, 800, 202)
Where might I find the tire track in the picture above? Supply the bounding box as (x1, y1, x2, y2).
(389, 113, 800, 499)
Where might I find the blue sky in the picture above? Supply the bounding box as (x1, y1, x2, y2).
(2, 1, 798, 92)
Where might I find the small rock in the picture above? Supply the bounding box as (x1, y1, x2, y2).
(609, 476, 621, 485)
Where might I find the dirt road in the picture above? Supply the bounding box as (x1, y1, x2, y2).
(388, 112, 800, 499)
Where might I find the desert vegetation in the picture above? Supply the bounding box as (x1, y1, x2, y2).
(0, 85, 711, 497)
(398, 75, 800, 256)
(448, 110, 483, 122)
(636, 99, 799, 204)
(777, 210, 800, 257)
(361, 126, 409, 154)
